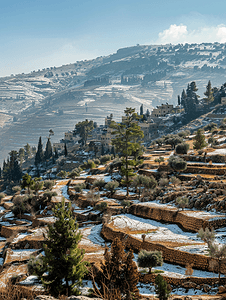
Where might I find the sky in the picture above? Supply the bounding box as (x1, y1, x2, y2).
(1, 0, 226, 77)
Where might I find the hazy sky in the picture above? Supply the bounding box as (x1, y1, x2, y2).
(1, 0, 226, 76)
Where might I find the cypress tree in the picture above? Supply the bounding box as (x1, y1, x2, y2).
(45, 138, 52, 160)
(204, 80, 214, 104)
(35, 137, 44, 166)
(64, 143, 68, 157)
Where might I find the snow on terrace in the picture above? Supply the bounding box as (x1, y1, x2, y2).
(207, 148, 226, 155)
(110, 214, 203, 247)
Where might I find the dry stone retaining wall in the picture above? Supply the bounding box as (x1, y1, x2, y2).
(129, 203, 226, 232)
(102, 224, 226, 273)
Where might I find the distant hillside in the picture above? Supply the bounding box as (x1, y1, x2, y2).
(1, 42, 226, 162)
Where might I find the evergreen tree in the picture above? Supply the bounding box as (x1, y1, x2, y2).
(45, 138, 52, 160)
(140, 104, 143, 116)
(3, 151, 22, 184)
(193, 129, 207, 150)
(64, 143, 68, 157)
(54, 148, 59, 159)
(111, 108, 144, 196)
(75, 119, 94, 146)
(18, 148, 25, 164)
(35, 137, 44, 166)
(35, 199, 88, 296)
(204, 80, 214, 104)
(177, 95, 180, 106)
(155, 274, 171, 300)
(21, 173, 34, 194)
(24, 143, 31, 159)
(93, 237, 139, 299)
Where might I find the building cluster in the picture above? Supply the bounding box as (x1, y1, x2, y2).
(53, 103, 181, 154)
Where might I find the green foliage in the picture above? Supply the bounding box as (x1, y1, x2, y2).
(193, 129, 207, 150)
(155, 274, 171, 300)
(43, 180, 55, 190)
(105, 180, 119, 196)
(170, 176, 181, 187)
(43, 191, 57, 201)
(57, 170, 68, 178)
(204, 122, 217, 132)
(111, 107, 144, 196)
(81, 160, 96, 170)
(154, 156, 164, 165)
(100, 154, 112, 164)
(93, 179, 106, 191)
(74, 183, 86, 193)
(208, 137, 218, 146)
(0, 193, 5, 200)
(12, 195, 32, 216)
(68, 168, 82, 178)
(178, 130, 190, 138)
(34, 199, 89, 296)
(175, 143, 189, 154)
(75, 119, 94, 146)
(93, 158, 100, 165)
(45, 138, 53, 160)
(24, 143, 31, 158)
(121, 200, 131, 207)
(198, 228, 226, 280)
(159, 178, 169, 187)
(3, 151, 22, 184)
(94, 201, 108, 212)
(138, 250, 163, 273)
(35, 137, 44, 166)
(204, 80, 214, 104)
(28, 255, 45, 277)
(12, 186, 21, 193)
(176, 196, 189, 210)
(21, 173, 34, 194)
(93, 237, 140, 299)
(132, 175, 157, 196)
(164, 134, 183, 149)
(168, 156, 187, 173)
(31, 180, 44, 195)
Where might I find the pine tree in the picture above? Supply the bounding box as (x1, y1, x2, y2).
(140, 104, 143, 116)
(193, 129, 207, 150)
(35, 137, 44, 166)
(45, 138, 52, 160)
(204, 80, 214, 104)
(21, 173, 34, 194)
(64, 143, 68, 157)
(36, 199, 88, 296)
(155, 274, 171, 300)
(111, 108, 144, 196)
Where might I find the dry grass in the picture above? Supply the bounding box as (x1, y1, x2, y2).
(0, 280, 42, 300)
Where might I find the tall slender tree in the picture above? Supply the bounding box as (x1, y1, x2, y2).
(204, 80, 214, 104)
(35, 137, 44, 166)
(111, 107, 144, 196)
(45, 138, 52, 160)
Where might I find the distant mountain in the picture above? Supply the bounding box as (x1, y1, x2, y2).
(1, 42, 226, 162)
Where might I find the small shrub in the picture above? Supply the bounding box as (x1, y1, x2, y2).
(175, 143, 189, 154)
(94, 158, 100, 165)
(138, 250, 163, 273)
(168, 156, 187, 173)
(100, 154, 111, 164)
(44, 180, 55, 190)
(105, 180, 119, 196)
(81, 160, 96, 170)
(176, 196, 189, 210)
(0, 193, 6, 200)
(12, 186, 21, 193)
(93, 179, 106, 191)
(43, 191, 57, 201)
(74, 183, 86, 192)
(121, 200, 131, 207)
(57, 170, 68, 178)
(94, 202, 108, 212)
(159, 178, 169, 187)
(28, 255, 45, 277)
(170, 176, 181, 187)
(154, 157, 164, 165)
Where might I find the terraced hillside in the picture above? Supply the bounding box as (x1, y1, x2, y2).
(1, 42, 226, 161)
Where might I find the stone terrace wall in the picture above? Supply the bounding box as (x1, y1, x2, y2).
(129, 203, 226, 232)
(140, 273, 226, 286)
(102, 224, 226, 273)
